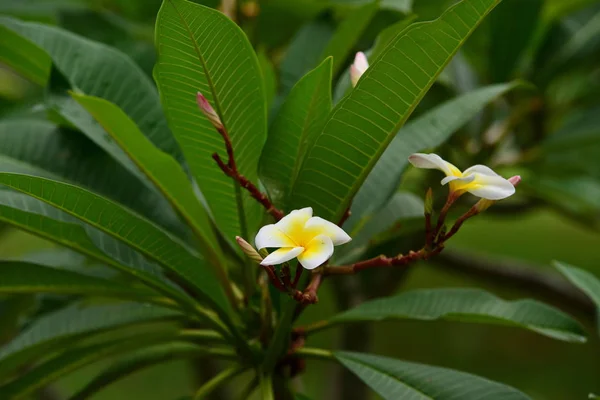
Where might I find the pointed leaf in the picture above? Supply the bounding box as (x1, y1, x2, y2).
(0, 302, 181, 380)
(260, 58, 333, 209)
(0, 16, 180, 158)
(289, 0, 502, 221)
(0, 173, 230, 316)
(0, 261, 160, 300)
(554, 261, 600, 335)
(71, 93, 228, 276)
(329, 288, 586, 343)
(335, 351, 532, 400)
(155, 0, 267, 240)
(347, 82, 521, 228)
(0, 25, 48, 85)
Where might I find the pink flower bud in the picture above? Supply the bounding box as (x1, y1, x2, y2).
(350, 52, 369, 87)
(196, 92, 223, 130)
(508, 175, 522, 186)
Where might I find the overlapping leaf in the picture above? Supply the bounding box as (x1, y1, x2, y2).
(555, 261, 600, 334)
(289, 0, 502, 221)
(329, 288, 586, 342)
(336, 351, 532, 400)
(260, 58, 333, 209)
(0, 16, 180, 157)
(155, 0, 266, 240)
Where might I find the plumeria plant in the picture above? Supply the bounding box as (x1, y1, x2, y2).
(0, 0, 599, 399)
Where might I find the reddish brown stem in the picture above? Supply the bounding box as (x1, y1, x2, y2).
(338, 207, 352, 227)
(281, 264, 293, 288)
(442, 207, 479, 242)
(434, 193, 457, 237)
(292, 266, 303, 288)
(301, 273, 323, 304)
(324, 250, 426, 276)
(425, 212, 433, 249)
(261, 265, 286, 292)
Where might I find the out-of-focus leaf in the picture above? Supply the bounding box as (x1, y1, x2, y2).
(278, 18, 335, 100)
(258, 51, 277, 109)
(0, 16, 180, 158)
(336, 192, 423, 263)
(260, 58, 333, 210)
(0, 174, 230, 316)
(69, 343, 215, 400)
(346, 82, 520, 230)
(0, 302, 181, 380)
(489, 0, 543, 82)
(155, 0, 266, 240)
(0, 25, 48, 85)
(71, 94, 229, 278)
(0, 330, 185, 399)
(0, 0, 87, 17)
(289, 0, 503, 221)
(331, 0, 412, 13)
(555, 261, 600, 334)
(0, 261, 160, 300)
(320, 1, 378, 77)
(329, 288, 587, 342)
(335, 351, 532, 400)
(0, 118, 178, 228)
(0, 191, 190, 305)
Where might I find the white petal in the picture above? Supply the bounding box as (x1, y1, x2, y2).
(467, 174, 516, 200)
(274, 207, 313, 242)
(304, 217, 352, 246)
(255, 224, 295, 250)
(462, 164, 501, 177)
(408, 153, 462, 177)
(297, 234, 334, 270)
(261, 247, 304, 266)
(441, 174, 475, 186)
(354, 52, 369, 72)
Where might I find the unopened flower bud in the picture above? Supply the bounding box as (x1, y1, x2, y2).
(474, 175, 521, 213)
(350, 52, 369, 87)
(236, 236, 263, 264)
(196, 92, 223, 130)
(424, 188, 433, 215)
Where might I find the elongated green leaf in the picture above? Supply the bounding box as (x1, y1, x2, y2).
(0, 191, 191, 305)
(155, 0, 266, 240)
(0, 25, 48, 85)
(0, 174, 230, 316)
(554, 261, 600, 334)
(71, 93, 228, 275)
(289, 0, 502, 221)
(260, 58, 333, 209)
(70, 343, 215, 400)
(0, 16, 180, 158)
(1, 331, 184, 399)
(335, 351, 532, 400)
(0, 302, 181, 380)
(0, 118, 179, 229)
(0, 261, 160, 300)
(329, 288, 586, 342)
(336, 192, 423, 263)
(258, 51, 277, 110)
(490, 0, 543, 82)
(347, 82, 520, 229)
(320, 1, 378, 77)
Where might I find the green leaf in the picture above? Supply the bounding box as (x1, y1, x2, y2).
(0, 174, 230, 316)
(70, 93, 229, 279)
(320, 1, 379, 77)
(335, 351, 532, 400)
(260, 58, 333, 210)
(489, 0, 543, 82)
(289, 0, 502, 221)
(0, 302, 181, 380)
(336, 191, 423, 263)
(554, 261, 600, 334)
(346, 82, 521, 229)
(258, 51, 277, 109)
(155, 0, 267, 240)
(0, 261, 161, 300)
(0, 25, 48, 85)
(69, 343, 216, 400)
(0, 191, 193, 307)
(0, 16, 180, 158)
(329, 288, 587, 343)
(0, 118, 179, 229)
(1, 331, 185, 399)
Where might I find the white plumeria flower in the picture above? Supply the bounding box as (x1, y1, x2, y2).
(350, 52, 369, 87)
(255, 207, 351, 270)
(408, 153, 516, 200)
